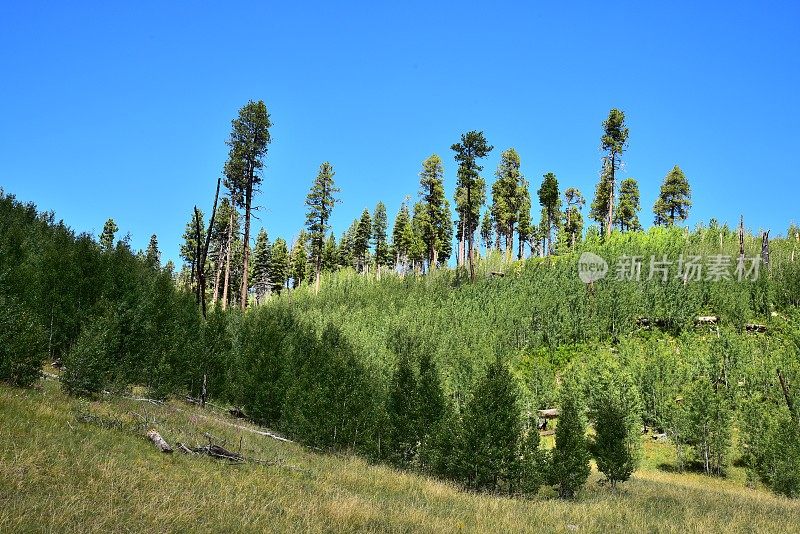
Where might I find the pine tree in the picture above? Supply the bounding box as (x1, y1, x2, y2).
(387, 354, 418, 465)
(372, 201, 389, 278)
(179, 210, 205, 292)
(289, 232, 308, 288)
(224, 100, 272, 309)
(551, 381, 591, 498)
(145, 234, 160, 268)
(305, 162, 340, 292)
(589, 368, 642, 489)
(590, 160, 614, 236)
(251, 228, 271, 303)
(99, 218, 118, 251)
(537, 172, 561, 256)
(418, 154, 452, 269)
(519, 414, 549, 495)
(354, 209, 372, 273)
(452, 131, 493, 280)
(653, 165, 692, 226)
(491, 148, 524, 259)
(267, 238, 289, 293)
(517, 190, 532, 259)
(615, 178, 642, 231)
(211, 196, 239, 309)
(599, 108, 629, 237)
(563, 188, 585, 250)
(392, 202, 413, 271)
(480, 210, 493, 253)
(409, 202, 427, 273)
(322, 233, 338, 272)
(459, 358, 523, 493)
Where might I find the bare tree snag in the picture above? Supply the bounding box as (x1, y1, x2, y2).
(193, 178, 221, 319)
(221, 203, 234, 310)
(761, 230, 770, 266)
(147, 430, 173, 453)
(738, 215, 745, 264)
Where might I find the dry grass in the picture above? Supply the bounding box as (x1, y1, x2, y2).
(2, 380, 799, 533)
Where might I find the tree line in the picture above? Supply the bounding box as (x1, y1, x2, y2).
(175, 102, 694, 305)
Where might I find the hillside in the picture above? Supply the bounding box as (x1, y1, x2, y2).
(2, 378, 800, 533)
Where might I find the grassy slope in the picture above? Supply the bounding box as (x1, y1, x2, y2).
(2, 380, 799, 533)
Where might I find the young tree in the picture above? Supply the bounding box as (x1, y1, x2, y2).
(409, 203, 427, 273)
(392, 202, 413, 272)
(225, 100, 272, 309)
(251, 228, 271, 303)
(372, 201, 389, 278)
(563, 188, 585, 250)
(387, 354, 418, 465)
(418, 155, 452, 269)
(599, 108, 629, 238)
(684, 377, 731, 476)
(519, 414, 549, 496)
(305, 162, 340, 293)
(322, 233, 338, 273)
(653, 165, 692, 226)
(268, 238, 289, 293)
(99, 218, 118, 251)
(289, 231, 308, 288)
(452, 131, 493, 280)
(615, 178, 642, 231)
(209, 197, 238, 306)
(551, 381, 591, 498)
(480, 210, 493, 253)
(537, 172, 561, 256)
(354, 209, 372, 273)
(180, 210, 204, 292)
(459, 358, 523, 493)
(589, 368, 642, 489)
(145, 234, 160, 268)
(417, 352, 445, 441)
(338, 219, 359, 270)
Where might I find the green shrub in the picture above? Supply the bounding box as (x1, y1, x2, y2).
(0, 295, 45, 386)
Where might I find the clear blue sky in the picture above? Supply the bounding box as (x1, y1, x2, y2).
(1, 1, 798, 265)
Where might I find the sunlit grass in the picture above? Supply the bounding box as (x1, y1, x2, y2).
(2, 380, 799, 533)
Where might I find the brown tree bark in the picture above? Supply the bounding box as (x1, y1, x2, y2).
(240, 173, 253, 309)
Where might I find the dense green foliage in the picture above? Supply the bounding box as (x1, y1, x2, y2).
(4, 181, 800, 500)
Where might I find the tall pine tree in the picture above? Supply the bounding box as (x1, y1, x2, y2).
(653, 165, 692, 226)
(452, 131, 493, 280)
(305, 161, 340, 292)
(224, 100, 272, 309)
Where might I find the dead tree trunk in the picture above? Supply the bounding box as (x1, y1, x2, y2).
(221, 202, 234, 310)
(193, 178, 221, 319)
(738, 215, 745, 264)
(761, 230, 770, 267)
(147, 430, 173, 453)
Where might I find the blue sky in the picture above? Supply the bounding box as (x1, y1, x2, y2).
(1, 1, 798, 265)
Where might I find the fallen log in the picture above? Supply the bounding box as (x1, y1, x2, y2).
(147, 429, 173, 453)
(696, 316, 718, 325)
(176, 442, 195, 455)
(745, 323, 767, 333)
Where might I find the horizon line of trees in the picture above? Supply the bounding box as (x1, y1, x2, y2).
(172, 104, 696, 304)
